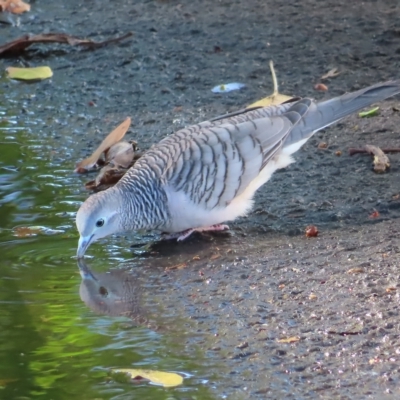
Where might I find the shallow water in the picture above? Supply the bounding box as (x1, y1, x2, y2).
(0, 82, 219, 400)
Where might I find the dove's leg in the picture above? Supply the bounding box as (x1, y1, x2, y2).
(163, 224, 230, 241)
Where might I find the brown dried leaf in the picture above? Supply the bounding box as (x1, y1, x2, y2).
(277, 336, 300, 344)
(386, 287, 396, 293)
(318, 142, 328, 149)
(321, 68, 341, 80)
(305, 225, 318, 237)
(368, 209, 380, 219)
(347, 268, 365, 274)
(105, 141, 135, 168)
(364, 145, 390, 173)
(165, 263, 188, 271)
(0, 32, 133, 57)
(0, 0, 30, 14)
(314, 83, 328, 91)
(75, 117, 131, 173)
(85, 168, 126, 191)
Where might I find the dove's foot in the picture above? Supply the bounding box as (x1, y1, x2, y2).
(162, 224, 230, 241)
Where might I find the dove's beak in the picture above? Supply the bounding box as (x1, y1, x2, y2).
(77, 234, 94, 258)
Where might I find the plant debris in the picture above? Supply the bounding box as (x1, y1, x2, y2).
(321, 68, 341, 80)
(75, 117, 132, 173)
(247, 61, 294, 108)
(0, 32, 133, 57)
(349, 145, 391, 173)
(318, 142, 328, 149)
(314, 83, 328, 91)
(75, 117, 144, 192)
(305, 225, 318, 237)
(6, 66, 53, 81)
(369, 209, 380, 219)
(277, 336, 300, 344)
(0, 0, 30, 14)
(110, 368, 183, 387)
(359, 107, 380, 118)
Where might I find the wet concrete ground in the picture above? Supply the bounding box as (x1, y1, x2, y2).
(2, 0, 400, 398)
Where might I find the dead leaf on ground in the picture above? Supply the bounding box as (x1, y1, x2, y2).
(165, 263, 188, 271)
(110, 368, 183, 387)
(0, 32, 133, 57)
(314, 83, 328, 91)
(386, 287, 396, 293)
(84, 152, 142, 192)
(318, 142, 328, 149)
(105, 141, 136, 168)
(364, 144, 390, 173)
(246, 61, 295, 108)
(305, 225, 318, 237)
(75, 117, 132, 173)
(369, 209, 380, 219)
(347, 268, 365, 274)
(321, 68, 341, 80)
(277, 336, 300, 344)
(0, 0, 30, 14)
(6, 66, 53, 81)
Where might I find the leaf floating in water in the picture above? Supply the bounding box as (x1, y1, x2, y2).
(0, 0, 30, 14)
(246, 61, 294, 108)
(111, 368, 183, 387)
(6, 66, 53, 81)
(74, 117, 131, 173)
(211, 82, 245, 93)
(12, 226, 64, 237)
(359, 107, 380, 118)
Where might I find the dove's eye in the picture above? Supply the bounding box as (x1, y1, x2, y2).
(96, 218, 105, 228)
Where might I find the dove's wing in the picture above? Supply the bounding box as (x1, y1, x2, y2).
(140, 106, 303, 209)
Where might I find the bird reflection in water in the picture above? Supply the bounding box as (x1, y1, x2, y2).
(77, 258, 149, 326)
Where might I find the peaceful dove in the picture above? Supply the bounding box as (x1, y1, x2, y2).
(76, 80, 400, 257)
(78, 258, 144, 320)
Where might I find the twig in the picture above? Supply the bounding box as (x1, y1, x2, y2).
(349, 145, 392, 173)
(348, 147, 400, 156)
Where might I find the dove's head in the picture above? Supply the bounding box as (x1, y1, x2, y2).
(76, 191, 121, 258)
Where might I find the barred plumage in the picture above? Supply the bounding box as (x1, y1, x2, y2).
(76, 80, 400, 257)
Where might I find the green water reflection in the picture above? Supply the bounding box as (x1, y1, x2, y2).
(0, 93, 217, 399)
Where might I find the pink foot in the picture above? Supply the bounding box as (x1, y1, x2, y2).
(163, 224, 230, 241)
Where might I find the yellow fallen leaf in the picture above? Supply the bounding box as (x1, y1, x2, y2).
(246, 61, 294, 108)
(74, 117, 131, 172)
(277, 336, 300, 343)
(6, 66, 53, 81)
(111, 368, 183, 387)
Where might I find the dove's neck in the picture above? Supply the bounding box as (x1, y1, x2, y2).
(115, 169, 170, 232)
